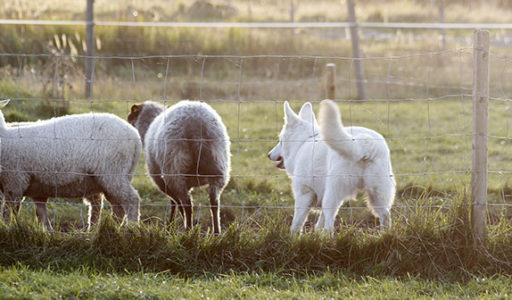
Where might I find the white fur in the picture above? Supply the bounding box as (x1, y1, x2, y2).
(0, 109, 142, 230)
(268, 100, 395, 233)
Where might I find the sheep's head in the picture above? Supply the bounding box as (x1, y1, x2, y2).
(127, 101, 165, 145)
(128, 104, 143, 127)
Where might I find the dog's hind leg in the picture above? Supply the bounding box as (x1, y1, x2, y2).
(368, 190, 393, 230)
(314, 212, 325, 231)
(372, 206, 391, 230)
(290, 188, 314, 233)
(365, 163, 395, 230)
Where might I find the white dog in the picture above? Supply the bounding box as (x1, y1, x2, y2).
(268, 100, 395, 233)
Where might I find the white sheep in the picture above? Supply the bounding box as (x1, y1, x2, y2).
(3, 119, 104, 229)
(128, 100, 231, 234)
(0, 100, 142, 230)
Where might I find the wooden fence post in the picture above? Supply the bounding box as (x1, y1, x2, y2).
(325, 63, 336, 100)
(346, 0, 366, 101)
(471, 30, 489, 246)
(85, 0, 95, 98)
(290, 0, 295, 35)
(438, 1, 446, 50)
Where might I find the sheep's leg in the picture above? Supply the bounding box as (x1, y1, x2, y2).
(168, 199, 183, 226)
(147, 158, 182, 227)
(155, 180, 185, 226)
(161, 171, 192, 230)
(100, 195, 123, 223)
(100, 177, 140, 224)
(181, 193, 193, 230)
(83, 194, 103, 230)
(2, 193, 23, 224)
(147, 156, 167, 193)
(165, 188, 192, 231)
(105, 189, 139, 223)
(172, 193, 192, 230)
(1, 196, 10, 220)
(150, 174, 167, 195)
(33, 197, 52, 231)
(6, 201, 21, 221)
(111, 201, 126, 221)
(118, 182, 140, 223)
(168, 201, 176, 225)
(208, 184, 221, 234)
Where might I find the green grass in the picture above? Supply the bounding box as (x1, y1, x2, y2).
(2, 197, 512, 297)
(2, 266, 512, 299)
(0, 196, 500, 277)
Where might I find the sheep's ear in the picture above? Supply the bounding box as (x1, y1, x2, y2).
(0, 99, 10, 109)
(298, 102, 316, 124)
(284, 101, 300, 124)
(131, 104, 142, 114)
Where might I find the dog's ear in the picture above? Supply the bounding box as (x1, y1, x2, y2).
(298, 102, 316, 124)
(284, 101, 300, 124)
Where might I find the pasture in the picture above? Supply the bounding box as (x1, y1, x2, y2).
(2, 0, 512, 298)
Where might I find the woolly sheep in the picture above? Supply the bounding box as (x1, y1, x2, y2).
(0, 101, 142, 230)
(128, 100, 231, 234)
(3, 120, 105, 229)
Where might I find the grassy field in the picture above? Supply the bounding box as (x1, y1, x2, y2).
(2, 203, 512, 298)
(4, 267, 512, 299)
(3, 0, 512, 298)
(3, 266, 512, 299)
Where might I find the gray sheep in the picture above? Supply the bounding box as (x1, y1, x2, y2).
(128, 100, 230, 233)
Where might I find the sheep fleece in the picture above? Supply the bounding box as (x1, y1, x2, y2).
(1, 113, 142, 198)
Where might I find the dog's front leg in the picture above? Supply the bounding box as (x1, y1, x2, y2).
(290, 187, 314, 234)
(321, 189, 343, 233)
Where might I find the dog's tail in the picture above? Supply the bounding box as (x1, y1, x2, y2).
(318, 99, 376, 161)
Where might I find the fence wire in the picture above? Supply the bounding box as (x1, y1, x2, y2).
(0, 46, 511, 232)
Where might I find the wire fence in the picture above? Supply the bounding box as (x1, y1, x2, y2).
(3, 19, 512, 29)
(0, 23, 512, 235)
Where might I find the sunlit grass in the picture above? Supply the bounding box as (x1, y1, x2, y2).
(2, 265, 512, 299)
(1, 194, 512, 284)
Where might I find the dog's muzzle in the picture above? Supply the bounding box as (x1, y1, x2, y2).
(268, 153, 285, 169)
(268, 143, 285, 169)
(275, 156, 285, 169)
